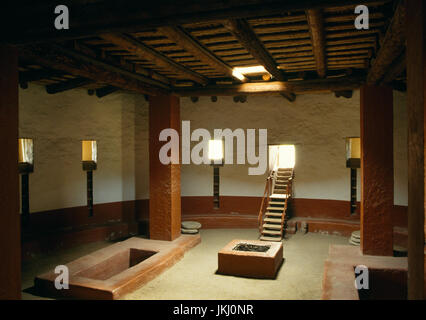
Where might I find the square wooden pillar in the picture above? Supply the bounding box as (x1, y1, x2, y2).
(149, 94, 181, 241)
(360, 85, 394, 256)
(0, 46, 21, 299)
(406, 0, 426, 300)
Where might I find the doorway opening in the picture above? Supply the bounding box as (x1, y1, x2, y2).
(269, 145, 296, 171)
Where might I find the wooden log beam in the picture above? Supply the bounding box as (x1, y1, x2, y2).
(158, 26, 244, 81)
(19, 44, 169, 96)
(381, 52, 406, 84)
(223, 18, 296, 101)
(334, 90, 353, 98)
(224, 19, 286, 81)
(406, 0, 425, 300)
(174, 76, 363, 96)
(45, 77, 95, 94)
(306, 9, 326, 78)
(100, 33, 208, 85)
(3, 0, 392, 45)
(367, 0, 406, 84)
(19, 69, 65, 86)
(96, 86, 119, 98)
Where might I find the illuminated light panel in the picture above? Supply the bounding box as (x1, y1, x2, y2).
(82, 140, 97, 162)
(232, 65, 271, 81)
(208, 140, 224, 161)
(18, 138, 34, 164)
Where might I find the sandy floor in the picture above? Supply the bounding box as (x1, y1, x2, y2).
(22, 229, 349, 300)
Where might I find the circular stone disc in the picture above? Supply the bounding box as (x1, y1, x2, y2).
(351, 230, 360, 238)
(349, 238, 360, 246)
(181, 228, 198, 234)
(181, 221, 202, 230)
(393, 245, 407, 252)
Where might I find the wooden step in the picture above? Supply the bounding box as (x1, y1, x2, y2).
(269, 201, 285, 206)
(274, 186, 287, 190)
(265, 212, 283, 217)
(273, 190, 287, 194)
(276, 177, 290, 180)
(270, 194, 288, 199)
(277, 173, 291, 177)
(264, 217, 282, 223)
(260, 235, 282, 242)
(275, 181, 288, 185)
(262, 229, 282, 235)
(274, 182, 288, 187)
(263, 223, 282, 230)
(266, 206, 284, 211)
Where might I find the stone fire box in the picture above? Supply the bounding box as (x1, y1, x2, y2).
(218, 239, 283, 279)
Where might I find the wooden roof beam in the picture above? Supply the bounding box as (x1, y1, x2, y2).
(19, 69, 65, 86)
(367, 0, 406, 84)
(4, 1, 390, 45)
(19, 44, 169, 96)
(381, 52, 405, 84)
(306, 9, 326, 78)
(223, 19, 296, 102)
(174, 76, 363, 96)
(46, 77, 94, 94)
(100, 33, 209, 85)
(96, 86, 119, 98)
(158, 26, 245, 82)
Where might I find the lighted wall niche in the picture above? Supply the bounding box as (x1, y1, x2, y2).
(345, 137, 360, 215)
(208, 140, 224, 209)
(18, 138, 34, 224)
(82, 140, 97, 216)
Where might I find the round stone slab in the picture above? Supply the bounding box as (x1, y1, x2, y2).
(181, 228, 198, 234)
(351, 230, 360, 239)
(349, 238, 360, 246)
(182, 221, 202, 230)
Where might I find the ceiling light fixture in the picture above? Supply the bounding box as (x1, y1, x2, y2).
(232, 65, 271, 81)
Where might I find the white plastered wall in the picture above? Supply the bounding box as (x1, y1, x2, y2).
(19, 85, 407, 212)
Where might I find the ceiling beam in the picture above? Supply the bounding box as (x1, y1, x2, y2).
(46, 77, 94, 94)
(223, 19, 296, 102)
(3, 0, 385, 45)
(367, 0, 406, 84)
(96, 86, 119, 98)
(306, 9, 326, 78)
(19, 44, 169, 96)
(381, 52, 406, 84)
(173, 76, 363, 96)
(100, 33, 209, 85)
(19, 69, 65, 86)
(158, 26, 245, 81)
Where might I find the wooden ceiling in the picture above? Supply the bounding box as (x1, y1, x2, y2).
(5, 0, 406, 101)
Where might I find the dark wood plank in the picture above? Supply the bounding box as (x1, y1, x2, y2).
(96, 85, 119, 98)
(381, 52, 405, 84)
(406, 0, 425, 300)
(3, 0, 391, 45)
(19, 44, 170, 96)
(158, 26, 241, 81)
(174, 76, 363, 96)
(367, 1, 406, 84)
(0, 46, 21, 300)
(101, 33, 208, 85)
(306, 9, 326, 78)
(46, 77, 95, 94)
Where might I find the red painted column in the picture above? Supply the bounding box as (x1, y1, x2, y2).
(149, 94, 181, 241)
(360, 85, 394, 256)
(406, 0, 426, 300)
(0, 46, 21, 299)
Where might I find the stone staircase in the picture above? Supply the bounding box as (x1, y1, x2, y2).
(259, 168, 294, 242)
